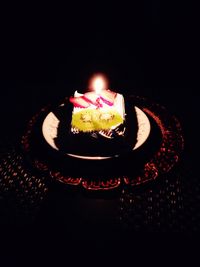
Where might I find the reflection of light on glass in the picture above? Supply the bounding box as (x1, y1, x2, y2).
(89, 74, 108, 94)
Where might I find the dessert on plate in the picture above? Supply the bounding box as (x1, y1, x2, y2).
(70, 89, 125, 138)
(53, 75, 139, 157)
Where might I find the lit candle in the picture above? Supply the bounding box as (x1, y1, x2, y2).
(89, 74, 109, 95)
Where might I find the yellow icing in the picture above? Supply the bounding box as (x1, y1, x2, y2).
(71, 109, 123, 132)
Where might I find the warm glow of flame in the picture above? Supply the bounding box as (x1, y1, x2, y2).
(89, 74, 108, 94)
(93, 77, 105, 94)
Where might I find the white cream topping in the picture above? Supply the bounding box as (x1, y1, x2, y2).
(73, 91, 125, 120)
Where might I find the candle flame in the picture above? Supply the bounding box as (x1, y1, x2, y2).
(93, 77, 105, 94)
(89, 74, 108, 94)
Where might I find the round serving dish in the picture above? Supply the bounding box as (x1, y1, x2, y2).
(21, 95, 184, 190)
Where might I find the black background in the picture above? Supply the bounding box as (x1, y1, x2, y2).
(0, 1, 199, 264)
(0, 1, 199, 161)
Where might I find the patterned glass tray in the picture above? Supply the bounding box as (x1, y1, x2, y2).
(20, 95, 184, 191)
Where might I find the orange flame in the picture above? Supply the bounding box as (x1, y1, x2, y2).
(88, 73, 108, 94)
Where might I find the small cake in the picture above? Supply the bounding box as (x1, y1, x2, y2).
(54, 75, 138, 157)
(69, 90, 125, 138)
